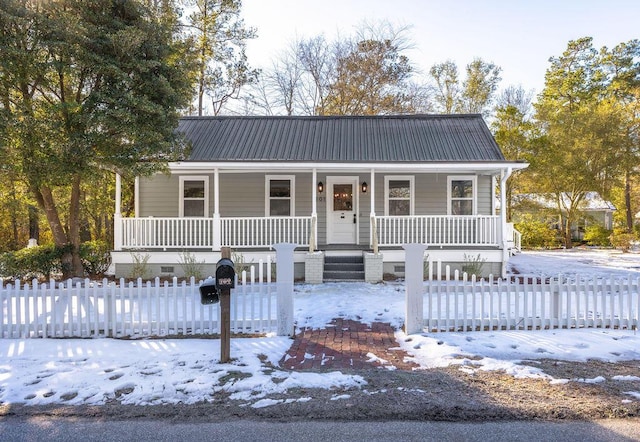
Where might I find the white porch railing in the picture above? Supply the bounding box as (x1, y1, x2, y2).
(118, 216, 312, 250)
(505, 222, 522, 253)
(375, 215, 500, 247)
(220, 216, 311, 248)
(121, 217, 218, 249)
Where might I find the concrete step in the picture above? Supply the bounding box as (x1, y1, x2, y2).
(324, 262, 364, 272)
(323, 270, 365, 281)
(324, 255, 364, 264)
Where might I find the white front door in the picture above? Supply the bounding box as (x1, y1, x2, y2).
(327, 177, 358, 244)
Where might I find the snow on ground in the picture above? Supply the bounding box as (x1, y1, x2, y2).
(1, 249, 640, 407)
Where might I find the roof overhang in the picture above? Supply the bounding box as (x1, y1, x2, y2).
(167, 161, 528, 175)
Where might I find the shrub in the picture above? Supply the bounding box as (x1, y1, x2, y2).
(0, 244, 66, 280)
(178, 251, 204, 280)
(609, 232, 636, 252)
(0, 252, 18, 279)
(514, 215, 559, 249)
(129, 252, 151, 279)
(461, 253, 486, 277)
(583, 225, 611, 247)
(80, 240, 112, 278)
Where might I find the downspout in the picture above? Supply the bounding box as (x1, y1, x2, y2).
(500, 167, 513, 277)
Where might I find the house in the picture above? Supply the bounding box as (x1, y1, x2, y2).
(111, 114, 528, 281)
(512, 192, 616, 241)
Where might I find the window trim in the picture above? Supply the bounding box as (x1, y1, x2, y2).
(265, 175, 296, 217)
(447, 175, 477, 216)
(179, 175, 209, 217)
(384, 176, 414, 216)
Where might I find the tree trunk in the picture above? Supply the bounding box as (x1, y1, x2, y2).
(68, 174, 85, 277)
(564, 217, 573, 249)
(625, 171, 633, 233)
(32, 181, 85, 279)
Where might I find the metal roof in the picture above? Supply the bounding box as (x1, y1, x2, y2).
(178, 114, 507, 163)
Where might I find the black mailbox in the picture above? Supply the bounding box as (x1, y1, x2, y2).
(199, 277, 219, 305)
(215, 258, 235, 289)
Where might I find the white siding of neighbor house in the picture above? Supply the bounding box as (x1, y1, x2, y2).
(138, 171, 494, 246)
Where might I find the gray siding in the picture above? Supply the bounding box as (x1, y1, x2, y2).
(139, 174, 180, 217)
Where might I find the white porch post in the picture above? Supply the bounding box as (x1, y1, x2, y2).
(370, 168, 378, 253)
(213, 168, 221, 251)
(114, 173, 122, 251)
(500, 167, 513, 277)
(310, 168, 317, 251)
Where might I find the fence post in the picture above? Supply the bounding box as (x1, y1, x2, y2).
(403, 243, 427, 334)
(273, 243, 296, 336)
(551, 276, 561, 328)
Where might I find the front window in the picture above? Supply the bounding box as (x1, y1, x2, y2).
(448, 176, 476, 215)
(385, 176, 414, 216)
(266, 175, 295, 216)
(179, 176, 209, 217)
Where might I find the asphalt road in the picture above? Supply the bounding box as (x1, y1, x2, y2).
(2, 417, 639, 442)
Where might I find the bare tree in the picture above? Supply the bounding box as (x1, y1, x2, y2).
(184, 0, 258, 115)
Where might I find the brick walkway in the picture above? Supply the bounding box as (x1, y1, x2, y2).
(279, 318, 419, 371)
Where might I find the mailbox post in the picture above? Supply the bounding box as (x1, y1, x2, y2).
(216, 248, 235, 363)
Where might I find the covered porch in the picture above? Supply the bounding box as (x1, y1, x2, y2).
(113, 162, 522, 254)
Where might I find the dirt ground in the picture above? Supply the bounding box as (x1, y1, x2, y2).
(1, 358, 639, 423)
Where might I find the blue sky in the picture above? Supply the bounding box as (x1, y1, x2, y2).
(241, 0, 640, 95)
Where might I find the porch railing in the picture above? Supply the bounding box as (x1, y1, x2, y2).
(117, 216, 312, 250)
(374, 215, 500, 247)
(120, 217, 217, 249)
(505, 222, 522, 252)
(220, 216, 311, 248)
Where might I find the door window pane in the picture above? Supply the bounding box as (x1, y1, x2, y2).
(333, 184, 353, 211)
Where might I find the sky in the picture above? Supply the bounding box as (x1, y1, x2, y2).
(1, 248, 639, 407)
(241, 0, 640, 96)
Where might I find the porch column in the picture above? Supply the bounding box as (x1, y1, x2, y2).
(114, 173, 122, 251)
(310, 169, 317, 251)
(500, 167, 513, 277)
(370, 168, 378, 253)
(213, 168, 221, 251)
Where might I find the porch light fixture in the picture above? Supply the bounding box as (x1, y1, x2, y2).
(361, 181, 368, 193)
(317, 181, 324, 193)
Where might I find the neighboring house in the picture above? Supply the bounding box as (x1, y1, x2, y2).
(111, 114, 528, 281)
(512, 192, 616, 241)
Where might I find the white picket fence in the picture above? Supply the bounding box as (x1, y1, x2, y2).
(422, 267, 640, 332)
(0, 264, 277, 339)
